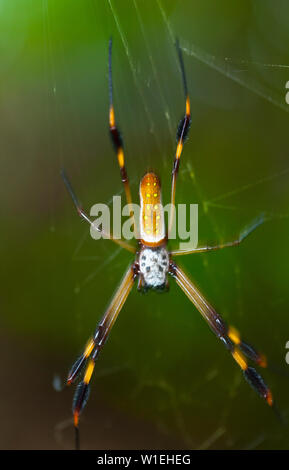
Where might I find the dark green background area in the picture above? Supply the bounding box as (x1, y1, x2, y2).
(1, 0, 289, 449)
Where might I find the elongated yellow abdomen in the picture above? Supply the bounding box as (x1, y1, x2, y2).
(139, 172, 166, 246)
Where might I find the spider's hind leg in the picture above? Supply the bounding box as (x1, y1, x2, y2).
(68, 264, 136, 438)
(171, 262, 275, 409)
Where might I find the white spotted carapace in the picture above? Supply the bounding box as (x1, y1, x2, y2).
(138, 247, 169, 289)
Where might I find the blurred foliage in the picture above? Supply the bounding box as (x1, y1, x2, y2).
(1, 0, 289, 449)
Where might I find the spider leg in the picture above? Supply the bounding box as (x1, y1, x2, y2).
(68, 263, 136, 435)
(168, 39, 191, 236)
(169, 262, 273, 407)
(61, 168, 135, 253)
(170, 214, 265, 256)
(108, 39, 136, 233)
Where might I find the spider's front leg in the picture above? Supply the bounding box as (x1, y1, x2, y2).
(169, 261, 273, 408)
(168, 40, 191, 237)
(67, 263, 137, 436)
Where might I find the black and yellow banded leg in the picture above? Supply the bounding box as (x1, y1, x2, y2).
(168, 40, 191, 237)
(67, 264, 136, 439)
(170, 262, 274, 408)
(108, 39, 135, 231)
(222, 328, 272, 406)
(227, 325, 267, 369)
(67, 336, 95, 386)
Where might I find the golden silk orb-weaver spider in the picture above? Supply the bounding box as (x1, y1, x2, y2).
(61, 39, 276, 447)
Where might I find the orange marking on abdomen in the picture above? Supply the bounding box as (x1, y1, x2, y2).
(139, 172, 166, 246)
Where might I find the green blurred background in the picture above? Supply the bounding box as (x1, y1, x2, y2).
(1, 0, 289, 449)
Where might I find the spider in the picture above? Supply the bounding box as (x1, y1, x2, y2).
(61, 39, 274, 447)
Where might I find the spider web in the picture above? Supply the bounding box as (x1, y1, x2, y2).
(38, 0, 289, 449)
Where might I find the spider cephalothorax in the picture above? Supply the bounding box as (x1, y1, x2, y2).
(138, 246, 170, 290)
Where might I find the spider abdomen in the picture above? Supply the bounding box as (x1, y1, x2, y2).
(138, 247, 169, 289)
(139, 172, 166, 246)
